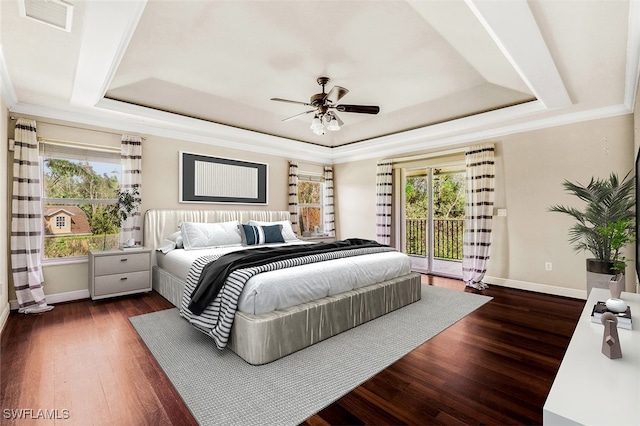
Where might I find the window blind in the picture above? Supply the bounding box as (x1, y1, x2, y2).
(39, 139, 121, 164)
(298, 174, 324, 182)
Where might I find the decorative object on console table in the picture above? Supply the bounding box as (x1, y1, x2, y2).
(591, 301, 632, 330)
(601, 312, 622, 359)
(89, 248, 152, 300)
(605, 297, 628, 313)
(549, 171, 635, 295)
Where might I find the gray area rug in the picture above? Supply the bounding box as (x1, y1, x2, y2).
(130, 285, 491, 426)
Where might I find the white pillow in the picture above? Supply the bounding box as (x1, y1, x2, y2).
(180, 220, 242, 250)
(157, 239, 176, 254)
(165, 231, 184, 249)
(249, 220, 298, 241)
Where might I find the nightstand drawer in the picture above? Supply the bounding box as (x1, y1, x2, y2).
(94, 271, 150, 297)
(93, 252, 150, 276)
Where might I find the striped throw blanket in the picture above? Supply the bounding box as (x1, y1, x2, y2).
(179, 245, 395, 349)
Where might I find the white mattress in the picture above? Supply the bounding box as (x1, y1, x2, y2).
(156, 242, 412, 315)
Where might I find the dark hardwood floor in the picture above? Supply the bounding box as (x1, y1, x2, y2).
(0, 275, 584, 425)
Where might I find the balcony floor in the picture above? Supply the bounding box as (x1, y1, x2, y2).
(409, 255, 462, 278)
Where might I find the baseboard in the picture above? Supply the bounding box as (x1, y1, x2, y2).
(484, 275, 587, 300)
(0, 302, 10, 335)
(9, 289, 91, 311)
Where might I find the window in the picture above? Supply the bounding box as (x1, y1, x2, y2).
(54, 215, 66, 229)
(297, 175, 324, 234)
(41, 141, 121, 260)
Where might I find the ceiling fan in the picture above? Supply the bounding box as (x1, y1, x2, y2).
(271, 77, 380, 135)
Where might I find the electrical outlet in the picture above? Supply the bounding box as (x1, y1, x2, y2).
(545, 262, 552, 271)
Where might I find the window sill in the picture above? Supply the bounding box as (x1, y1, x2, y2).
(42, 256, 88, 267)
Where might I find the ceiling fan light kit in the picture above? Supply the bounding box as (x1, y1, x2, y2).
(326, 116, 340, 131)
(310, 115, 324, 135)
(271, 77, 380, 135)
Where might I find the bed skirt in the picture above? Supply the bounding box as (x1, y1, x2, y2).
(152, 266, 422, 365)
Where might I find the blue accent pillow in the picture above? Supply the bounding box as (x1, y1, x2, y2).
(239, 224, 285, 245)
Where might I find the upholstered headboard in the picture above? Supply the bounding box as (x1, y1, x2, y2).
(143, 209, 291, 265)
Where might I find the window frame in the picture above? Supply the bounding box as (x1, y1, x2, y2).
(54, 215, 67, 229)
(39, 140, 122, 264)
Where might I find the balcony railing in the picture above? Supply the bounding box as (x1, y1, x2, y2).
(406, 218, 464, 260)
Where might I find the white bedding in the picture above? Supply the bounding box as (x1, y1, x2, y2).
(157, 242, 412, 315)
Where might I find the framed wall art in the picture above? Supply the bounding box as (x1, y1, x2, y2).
(179, 152, 268, 204)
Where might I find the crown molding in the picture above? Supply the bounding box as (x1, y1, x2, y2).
(331, 103, 631, 164)
(329, 100, 546, 163)
(95, 98, 332, 162)
(10, 96, 632, 166)
(11, 100, 334, 163)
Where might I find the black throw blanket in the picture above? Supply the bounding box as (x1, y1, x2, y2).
(187, 238, 386, 315)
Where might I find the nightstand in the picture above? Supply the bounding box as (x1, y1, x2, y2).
(88, 248, 152, 300)
(299, 235, 336, 243)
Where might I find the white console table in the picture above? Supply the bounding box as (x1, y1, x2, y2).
(543, 288, 640, 425)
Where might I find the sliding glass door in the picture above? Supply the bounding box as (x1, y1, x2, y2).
(403, 166, 465, 278)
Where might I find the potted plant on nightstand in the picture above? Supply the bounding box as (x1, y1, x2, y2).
(549, 172, 635, 295)
(92, 185, 140, 250)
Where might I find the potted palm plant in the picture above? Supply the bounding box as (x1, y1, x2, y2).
(92, 185, 140, 250)
(549, 172, 635, 295)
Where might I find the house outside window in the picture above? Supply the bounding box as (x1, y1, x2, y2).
(297, 175, 324, 234)
(40, 141, 121, 261)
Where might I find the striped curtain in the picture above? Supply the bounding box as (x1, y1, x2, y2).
(375, 161, 393, 245)
(323, 166, 335, 237)
(288, 162, 299, 234)
(120, 135, 143, 246)
(11, 119, 53, 313)
(462, 144, 496, 290)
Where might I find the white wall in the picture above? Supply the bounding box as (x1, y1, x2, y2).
(3, 111, 636, 305)
(333, 158, 379, 240)
(490, 114, 633, 297)
(0, 94, 8, 330)
(6, 118, 292, 301)
(335, 114, 635, 298)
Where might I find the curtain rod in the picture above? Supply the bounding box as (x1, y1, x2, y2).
(9, 116, 146, 140)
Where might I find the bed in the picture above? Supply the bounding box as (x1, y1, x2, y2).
(143, 209, 421, 365)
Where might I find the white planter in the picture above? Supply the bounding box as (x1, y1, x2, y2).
(586, 259, 620, 296)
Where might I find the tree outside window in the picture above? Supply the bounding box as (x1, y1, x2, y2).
(405, 170, 466, 260)
(297, 179, 324, 233)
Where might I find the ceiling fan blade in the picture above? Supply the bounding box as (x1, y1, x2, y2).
(282, 109, 316, 122)
(271, 97, 312, 106)
(335, 104, 380, 114)
(325, 86, 349, 104)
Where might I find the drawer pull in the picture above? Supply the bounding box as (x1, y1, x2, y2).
(120, 277, 128, 281)
(120, 258, 128, 262)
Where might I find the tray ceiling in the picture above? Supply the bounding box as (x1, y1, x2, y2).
(0, 0, 637, 161)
